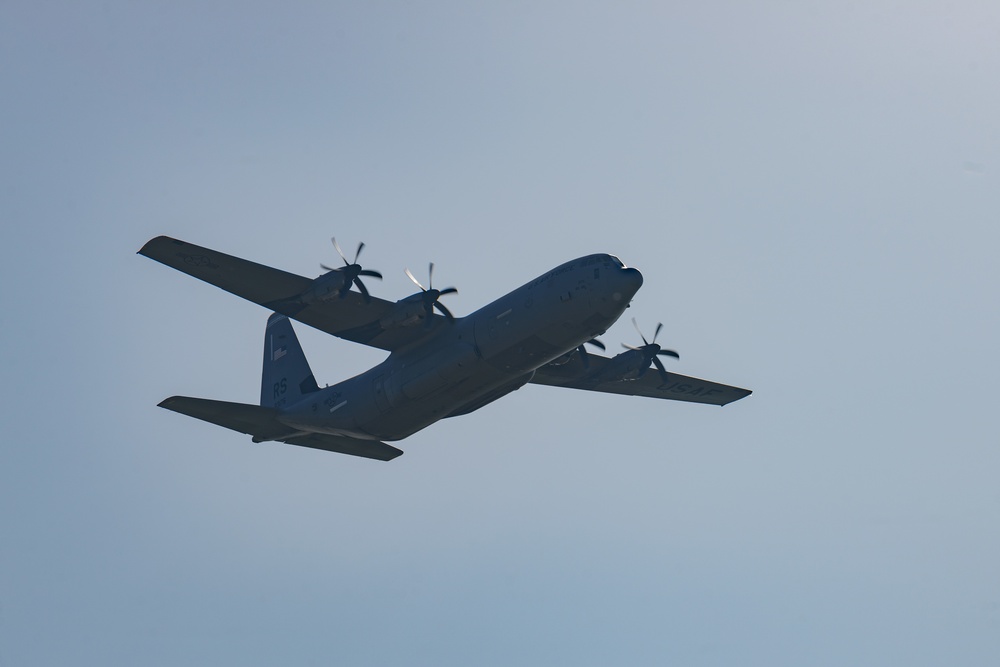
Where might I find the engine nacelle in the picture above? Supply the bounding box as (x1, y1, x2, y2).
(379, 294, 430, 329)
(299, 271, 350, 305)
(594, 350, 645, 383)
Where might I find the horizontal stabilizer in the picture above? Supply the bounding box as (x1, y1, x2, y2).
(278, 432, 404, 461)
(158, 396, 403, 461)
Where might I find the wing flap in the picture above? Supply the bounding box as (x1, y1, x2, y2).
(530, 356, 751, 406)
(158, 396, 403, 461)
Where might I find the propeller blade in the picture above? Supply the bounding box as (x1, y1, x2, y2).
(652, 355, 670, 384)
(353, 277, 371, 303)
(405, 268, 426, 291)
(415, 295, 436, 327)
(628, 318, 678, 362)
(407, 263, 458, 324)
(323, 238, 382, 301)
(575, 339, 604, 369)
(332, 237, 348, 265)
(632, 317, 649, 346)
(433, 301, 455, 321)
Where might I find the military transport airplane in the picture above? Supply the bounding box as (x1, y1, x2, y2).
(139, 236, 751, 461)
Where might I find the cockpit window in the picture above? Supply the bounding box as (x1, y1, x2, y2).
(608, 254, 625, 268)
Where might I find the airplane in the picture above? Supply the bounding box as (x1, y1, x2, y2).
(139, 236, 751, 461)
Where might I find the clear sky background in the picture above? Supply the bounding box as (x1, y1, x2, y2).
(2, 2, 998, 665)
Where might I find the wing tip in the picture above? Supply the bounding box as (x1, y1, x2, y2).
(137, 235, 183, 257)
(383, 447, 405, 462)
(719, 388, 753, 406)
(157, 395, 184, 410)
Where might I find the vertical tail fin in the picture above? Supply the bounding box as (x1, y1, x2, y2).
(261, 313, 320, 408)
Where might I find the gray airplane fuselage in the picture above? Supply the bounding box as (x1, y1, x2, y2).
(275, 254, 643, 441)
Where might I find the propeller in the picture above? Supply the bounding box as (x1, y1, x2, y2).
(576, 338, 606, 369)
(405, 262, 458, 323)
(623, 318, 679, 384)
(321, 237, 383, 303)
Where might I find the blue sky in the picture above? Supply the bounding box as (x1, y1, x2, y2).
(2, 2, 999, 665)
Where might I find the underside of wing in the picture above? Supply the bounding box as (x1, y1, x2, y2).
(139, 235, 447, 352)
(158, 396, 403, 461)
(530, 354, 752, 406)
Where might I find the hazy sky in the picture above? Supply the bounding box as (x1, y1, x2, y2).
(2, 2, 998, 665)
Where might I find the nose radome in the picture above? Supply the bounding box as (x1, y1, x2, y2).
(607, 266, 643, 307)
(621, 266, 643, 293)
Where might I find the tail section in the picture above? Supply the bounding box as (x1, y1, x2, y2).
(261, 313, 320, 408)
(155, 312, 403, 461)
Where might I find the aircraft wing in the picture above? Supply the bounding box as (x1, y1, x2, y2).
(529, 354, 751, 406)
(159, 396, 404, 461)
(139, 235, 442, 352)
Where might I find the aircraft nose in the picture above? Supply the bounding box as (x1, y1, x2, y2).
(620, 266, 643, 295)
(606, 265, 642, 307)
(621, 268, 642, 300)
